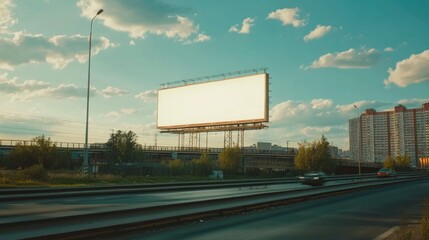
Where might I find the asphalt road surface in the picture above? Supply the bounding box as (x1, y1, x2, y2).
(120, 179, 429, 240)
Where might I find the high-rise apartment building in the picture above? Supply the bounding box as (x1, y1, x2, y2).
(349, 103, 429, 167)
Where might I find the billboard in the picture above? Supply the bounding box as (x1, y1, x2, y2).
(157, 73, 269, 129)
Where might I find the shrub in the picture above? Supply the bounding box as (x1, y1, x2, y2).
(397, 210, 412, 240)
(17, 164, 49, 181)
(192, 152, 213, 176)
(10, 136, 57, 169)
(219, 147, 242, 174)
(421, 198, 429, 239)
(161, 159, 184, 176)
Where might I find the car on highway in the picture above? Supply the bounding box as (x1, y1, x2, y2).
(377, 168, 397, 178)
(299, 171, 327, 186)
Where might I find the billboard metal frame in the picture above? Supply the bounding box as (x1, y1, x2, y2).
(159, 122, 267, 134)
(157, 68, 270, 148)
(160, 67, 269, 89)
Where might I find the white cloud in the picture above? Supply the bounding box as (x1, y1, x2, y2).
(0, 0, 15, 33)
(183, 33, 211, 45)
(106, 108, 137, 118)
(77, 0, 210, 44)
(135, 89, 158, 102)
(304, 25, 332, 41)
(300, 126, 331, 136)
(11, 84, 91, 102)
(307, 48, 380, 69)
(229, 17, 256, 34)
(0, 32, 113, 70)
(269, 99, 395, 130)
(47, 84, 88, 99)
(335, 100, 389, 113)
(122, 108, 137, 114)
(397, 98, 429, 108)
(311, 99, 333, 109)
(0, 73, 96, 101)
(270, 99, 346, 127)
(266, 99, 406, 149)
(268, 99, 348, 148)
(266, 8, 306, 27)
(100, 86, 129, 97)
(384, 47, 394, 52)
(0, 73, 49, 93)
(194, 33, 210, 43)
(270, 100, 308, 123)
(384, 50, 429, 87)
(106, 111, 119, 118)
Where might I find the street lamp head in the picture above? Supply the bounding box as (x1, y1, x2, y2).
(97, 9, 104, 15)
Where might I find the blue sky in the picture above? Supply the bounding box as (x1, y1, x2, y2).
(1, 0, 428, 150)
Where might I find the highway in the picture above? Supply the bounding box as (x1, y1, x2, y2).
(0, 174, 428, 239)
(124, 178, 429, 240)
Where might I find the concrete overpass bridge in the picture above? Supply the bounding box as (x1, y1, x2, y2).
(0, 139, 381, 174)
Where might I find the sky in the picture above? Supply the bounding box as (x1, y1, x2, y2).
(0, 0, 428, 150)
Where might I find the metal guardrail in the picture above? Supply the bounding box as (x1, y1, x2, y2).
(3, 173, 424, 201)
(1, 174, 428, 239)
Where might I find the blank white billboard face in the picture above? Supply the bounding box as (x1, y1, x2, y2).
(157, 73, 269, 129)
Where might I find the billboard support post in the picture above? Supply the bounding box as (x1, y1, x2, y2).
(240, 129, 245, 149)
(206, 132, 209, 149)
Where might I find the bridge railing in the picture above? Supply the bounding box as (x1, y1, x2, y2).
(0, 139, 85, 149)
(1, 139, 295, 156)
(142, 146, 294, 155)
(337, 159, 383, 168)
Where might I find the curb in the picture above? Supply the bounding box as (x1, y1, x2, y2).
(374, 226, 398, 240)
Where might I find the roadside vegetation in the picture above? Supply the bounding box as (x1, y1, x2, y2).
(294, 135, 336, 174)
(0, 132, 249, 187)
(0, 168, 213, 188)
(383, 154, 411, 171)
(1, 133, 414, 188)
(389, 198, 429, 240)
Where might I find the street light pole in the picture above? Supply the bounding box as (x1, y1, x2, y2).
(286, 140, 289, 153)
(83, 9, 104, 175)
(354, 105, 361, 175)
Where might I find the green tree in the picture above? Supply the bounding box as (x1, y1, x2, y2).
(219, 146, 242, 174)
(395, 155, 411, 171)
(33, 135, 57, 168)
(10, 135, 57, 169)
(294, 135, 334, 173)
(383, 155, 396, 169)
(192, 152, 213, 176)
(106, 130, 139, 163)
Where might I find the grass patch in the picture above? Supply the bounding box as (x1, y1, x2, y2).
(388, 198, 429, 240)
(0, 169, 215, 188)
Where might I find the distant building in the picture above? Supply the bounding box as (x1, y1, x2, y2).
(340, 150, 352, 159)
(328, 146, 339, 159)
(251, 142, 296, 153)
(271, 144, 283, 150)
(257, 142, 272, 151)
(349, 103, 429, 167)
